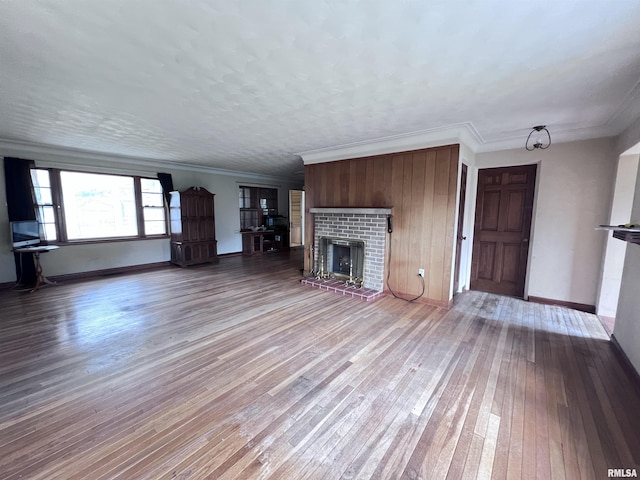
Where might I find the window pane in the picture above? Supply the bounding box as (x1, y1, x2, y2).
(141, 178, 163, 193)
(43, 223, 57, 241)
(61, 172, 138, 239)
(31, 169, 51, 187)
(35, 187, 52, 204)
(143, 206, 165, 221)
(239, 187, 250, 208)
(144, 221, 166, 235)
(142, 192, 164, 207)
(40, 206, 56, 223)
(240, 210, 258, 230)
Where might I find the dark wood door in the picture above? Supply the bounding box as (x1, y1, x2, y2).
(471, 164, 536, 297)
(454, 163, 467, 293)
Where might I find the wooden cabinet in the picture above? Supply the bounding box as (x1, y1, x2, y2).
(170, 187, 218, 267)
(266, 231, 290, 252)
(242, 232, 264, 256)
(241, 230, 290, 256)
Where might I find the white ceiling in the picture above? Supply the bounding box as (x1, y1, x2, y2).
(1, 0, 640, 178)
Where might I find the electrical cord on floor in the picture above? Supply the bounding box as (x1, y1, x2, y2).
(386, 231, 426, 302)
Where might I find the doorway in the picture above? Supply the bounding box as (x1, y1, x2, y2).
(596, 148, 640, 334)
(289, 190, 304, 248)
(470, 164, 536, 297)
(453, 163, 467, 294)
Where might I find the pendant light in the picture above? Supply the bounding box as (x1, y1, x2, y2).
(525, 125, 551, 151)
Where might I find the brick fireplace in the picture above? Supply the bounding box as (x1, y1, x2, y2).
(304, 207, 392, 297)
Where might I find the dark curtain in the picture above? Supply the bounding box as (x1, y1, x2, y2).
(4, 157, 37, 284)
(157, 172, 174, 206)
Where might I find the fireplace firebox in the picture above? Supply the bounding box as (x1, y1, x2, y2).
(332, 245, 351, 275)
(317, 237, 365, 285)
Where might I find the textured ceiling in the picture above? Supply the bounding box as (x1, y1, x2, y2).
(1, 0, 640, 178)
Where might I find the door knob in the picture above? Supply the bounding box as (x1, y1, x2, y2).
(523, 238, 529, 243)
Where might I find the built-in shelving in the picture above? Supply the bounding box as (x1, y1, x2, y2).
(596, 225, 640, 245)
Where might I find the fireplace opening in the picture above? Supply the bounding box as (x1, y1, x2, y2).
(332, 245, 351, 275)
(317, 237, 365, 285)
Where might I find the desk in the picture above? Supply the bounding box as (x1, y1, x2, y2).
(13, 245, 60, 293)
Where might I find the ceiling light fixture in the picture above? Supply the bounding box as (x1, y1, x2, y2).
(525, 125, 551, 151)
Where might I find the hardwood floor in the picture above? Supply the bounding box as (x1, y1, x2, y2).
(1, 251, 639, 479)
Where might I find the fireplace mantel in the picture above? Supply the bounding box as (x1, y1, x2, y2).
(309, 207, 393, 215)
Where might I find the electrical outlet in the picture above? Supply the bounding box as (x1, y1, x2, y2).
(418, 268, 425, 277)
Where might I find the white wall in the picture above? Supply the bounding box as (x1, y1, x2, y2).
(597, 154, 639, 317)
(167, 169, 298, 255)
(475, 138, 617, 307)
(1, 152, 302, 282)
(614, 157, 640, 373)
(612, 115, 640, 375)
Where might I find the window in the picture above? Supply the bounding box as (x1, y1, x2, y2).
(239, 186, 277, 230)
(30, 168, 167, 243)
(61, 171, 138, 240)
(31, 169, 58, 241)
(259, 188, 277, 216)
(239, 186, 258, 230)
(140, 178, 167, 235)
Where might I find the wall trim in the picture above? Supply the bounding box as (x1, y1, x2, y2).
(610, 334, 640, 395)
(528, 295, 596, 314)
(385, 290, 454, 309)
(298, 123, 481, 164)
(297, 121, 625, 164)
(218, 251, 242, 258)
(0, 138, 294, 184)
(48, 261, 172, 283)
(0, 261, 173, 290)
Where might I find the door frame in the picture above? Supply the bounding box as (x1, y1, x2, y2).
(454, 163, 468, 294)
(288, 190, 305, 248)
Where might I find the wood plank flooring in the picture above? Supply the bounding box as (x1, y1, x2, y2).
(1, 251, 639, 479)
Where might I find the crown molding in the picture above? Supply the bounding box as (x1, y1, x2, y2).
(615, 112, 640, 155)
(298, 123, 483, 164)
(606, 77, 640, 132)
(475, 125, 616, 153)
(296, 108, 640, 162)
(477, 80, 640, 154)
(0, 138, 294, 184)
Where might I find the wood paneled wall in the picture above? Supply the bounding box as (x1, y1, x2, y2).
(304, 144, 459, 305)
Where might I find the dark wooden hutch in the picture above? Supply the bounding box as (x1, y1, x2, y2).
(170, 187, 218, 266)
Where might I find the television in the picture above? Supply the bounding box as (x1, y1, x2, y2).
(10, 220, 41, 248)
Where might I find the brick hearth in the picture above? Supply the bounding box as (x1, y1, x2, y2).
(300, 278, 383, 301)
